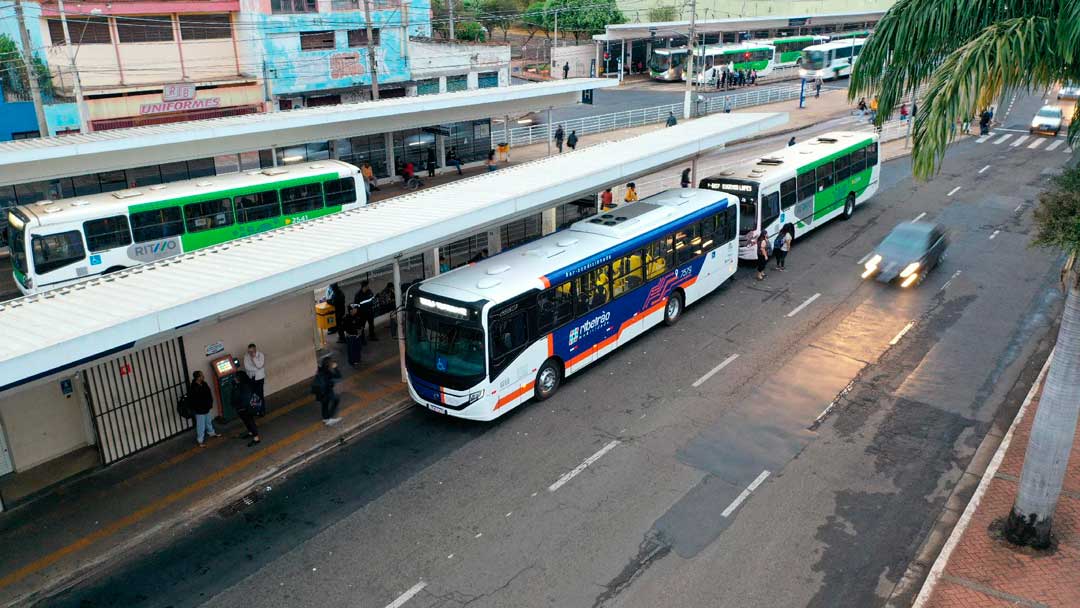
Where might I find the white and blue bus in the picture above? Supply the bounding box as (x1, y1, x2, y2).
(404, 188, 739, 421)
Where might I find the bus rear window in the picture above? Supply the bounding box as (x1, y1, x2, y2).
(32, 231, 86, 274)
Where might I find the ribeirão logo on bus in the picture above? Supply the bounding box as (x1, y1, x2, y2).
(569, 311, 612, 346)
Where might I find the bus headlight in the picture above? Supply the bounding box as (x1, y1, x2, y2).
(468, 390, 484, 404)
(899, 262, 920, 278)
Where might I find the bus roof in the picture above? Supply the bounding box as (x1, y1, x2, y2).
(803, 38, 867, 52)
(12, 159, 358, 227)
(698, 41, 774, 56)
(768, 35, 825, 44)
(704, 131, 876, 184)
(418, 188, 735, 306)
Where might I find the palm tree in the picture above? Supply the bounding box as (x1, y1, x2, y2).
(850, 0, 1080, 549)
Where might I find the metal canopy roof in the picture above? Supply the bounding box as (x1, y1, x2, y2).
(0, 111, 787, 390)
(0, 79, 617, 187)
(593, 10, 884, 41)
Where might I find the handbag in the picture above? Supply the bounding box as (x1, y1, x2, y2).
(176, 394, 194, 420)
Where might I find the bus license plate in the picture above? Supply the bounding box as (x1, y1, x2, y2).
(426, 403, 446, 415)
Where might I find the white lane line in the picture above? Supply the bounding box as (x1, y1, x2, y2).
(721, 470, 771, 518)
(1046, 139, 1064, 151)
(989, 229, 1001, 240)
(946, 186, 961, 197)
(993, 134, 1012, 144)
(1010, 135, 1030, 147)
(939, 270, 961, 292)
(692, 354, 739, 388)
(1014, 203, 1024, 213)
(548, 440, 620, 492)
(978, 164, 991, 174)
(786, 293, 821, 318)
(1067, 147, 1074, 155)
(858, 251, 874, 265)
(385, 581, 427, 608)
(1028, 138, 1046, 149)
(889, 321, 915, 346)
(975, 134, 992, 143)
(912, 211, 927, 222)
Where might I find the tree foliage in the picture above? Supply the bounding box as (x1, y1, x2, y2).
(521, 1, 550, 42)
(850, 0, 1080, 178)
(472, 0, 521, 41)
(647, 6, 680, 22)
(455, 20, 487, 42)
(1033, 165, 1080, 261)
(544, 0, 624, 44)
(0, 34, 53, 100)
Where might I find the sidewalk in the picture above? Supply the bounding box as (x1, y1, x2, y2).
(0, 330, 408, 607)
(915, 350, 1080, 608)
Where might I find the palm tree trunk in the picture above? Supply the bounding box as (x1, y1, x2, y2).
(1005, 274, 1080, 549)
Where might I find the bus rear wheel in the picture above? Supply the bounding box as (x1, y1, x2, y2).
(663, 291, 684, 326)
(534, 359, 562, 401)
(842, 193, 856, 220)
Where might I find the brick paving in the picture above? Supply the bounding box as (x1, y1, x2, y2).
(923, 380, 1080, 608)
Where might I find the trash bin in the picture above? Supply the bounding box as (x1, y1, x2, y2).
(316, 301, 337, 331)
(497, 143, 510, 162)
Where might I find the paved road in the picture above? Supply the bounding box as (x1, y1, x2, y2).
(45, 92, 1070, 608)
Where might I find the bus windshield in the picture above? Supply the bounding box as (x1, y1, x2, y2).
(648, 52, 681, 73)
(7, 223, 28, 279)
(405, 303, 486, 387)
(802, 50, 827, 69)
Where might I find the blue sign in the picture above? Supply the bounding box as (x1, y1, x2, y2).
(436, 355, 448, 372)
(780, 212, 786, 223)
(89, 254, 102, 266)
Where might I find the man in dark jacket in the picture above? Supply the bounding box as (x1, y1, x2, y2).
(313, 356, 343, 425)
(190, 371, 218, 447)
(230, 371, 260, 447)
(353, 280, 377, 341)
(328, 283, 346, 343)
(341, 306, 364, 367)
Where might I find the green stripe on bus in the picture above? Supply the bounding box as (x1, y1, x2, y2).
(126, 171, 342, 214)
(812, 168, 873, 220)
(180, 204, 343, 251)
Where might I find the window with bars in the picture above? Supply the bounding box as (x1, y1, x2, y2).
(48, 17, 112, 45)
(116, 15, 175, 43)
(272, 0, 318, 12)
(300, 30, 336, 50)
(347, 28, 380, 47)
(179, 14, 233, 40)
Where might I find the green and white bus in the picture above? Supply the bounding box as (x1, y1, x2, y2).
(699, 131, 880, 260)
(768, 35, 828, 67)
(649, 42, 776, 82)
(7, 160, 364, 295)
(799, 37, 866, 80)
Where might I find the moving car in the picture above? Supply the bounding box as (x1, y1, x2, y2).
(1030, 105, 1064, 136)
(1058, 82, 1080, 100)
(861, 221, 948, 287)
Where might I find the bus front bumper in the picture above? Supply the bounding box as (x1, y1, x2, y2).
(407, 378, 500, 422)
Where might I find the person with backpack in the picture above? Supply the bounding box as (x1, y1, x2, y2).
(189, 371, 218, 447)
(231, 371, 261, 447)
(313, 355, 343, 426)
(774, 223, 794, 271)
(756, 229, 770, 281)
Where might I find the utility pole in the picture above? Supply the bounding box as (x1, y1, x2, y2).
(57, 0, 89, 132)
(362, 0, 380, 100)
(682, 0, 697, 119)
(13, 0, 49, 137)
(448, 0, 455, 40)
(553, 10, 558, 48)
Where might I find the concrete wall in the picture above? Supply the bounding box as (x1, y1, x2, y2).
(181, 291, 318, 406)
(0, 374, 93, 472)
(410, 40, 511, 82)
(551, 45, 595, 79)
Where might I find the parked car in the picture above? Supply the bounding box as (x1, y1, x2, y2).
(1030, 105, 1064, 136)
(861, 221, 948, 288)
(1057, 82, 1080, 100)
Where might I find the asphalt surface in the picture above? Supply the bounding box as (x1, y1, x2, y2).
(44, 92, 1071, 608)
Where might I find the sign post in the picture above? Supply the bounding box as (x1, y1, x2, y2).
(799, 78, 806, 109)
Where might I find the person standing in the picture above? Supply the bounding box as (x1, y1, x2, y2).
(341, 306, 363, 368)
(788, 136, 796, 147)
(900, 103, 909, 121)
(756, 229, 770, 281)
(189, 371, 218, 447)
(680, 168, 692, 188)
(566, 130, 578, 151)
(775, 223, 794, 271)
(869, 96, 879, 121)
(231, 371, 261, 447)
(562, 62, 570, 79)
(426, 147, 437, 178)
(814, 76, 823, 98)
(486, 150, 498, 172)
(243, 343, 266, 416)
(624, 182, 639, 203)
(666, 112, 678, 127)
(327, 282, 347, 343)
(751, 69, 757, 85)
(360, 162, 378, 193)
(601, 188, 614, 210)
(353, 280, 377, 341)
(554, 125, 565, 153)
(313, 356, 342, 426)
(446, 147, 463, 175)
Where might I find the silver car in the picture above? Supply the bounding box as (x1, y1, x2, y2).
(1058, 82, 1080, 100)
(1030, 105, 1064, 136)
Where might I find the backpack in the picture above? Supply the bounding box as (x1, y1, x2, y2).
(773, 234, 784, 252)
(176, 394, 194, 420)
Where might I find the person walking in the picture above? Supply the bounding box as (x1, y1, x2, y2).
(750, 69, 757, 85)
(900, 103, 909, 121)
(562, 62, 570, 79)
(666, 112, 678, 127)
(554, 125, 565, 153)
(680, 168, 692, 188)
(869, 97, 879, 121)
(601, 188, 614, 210)
(313, 356, 342, 426)
(189, 371, 218, 447)
(979, 108, 992, 135)
(486, 149, 498, 172)
(231, 371, 261, 447)
(788, 136, 796, 147)
(243, 343, 266, 416)
(814, 76, 823, 98)
(426, 147, 437, 178)
(446, 147, 463, 175)
(724, 97, 733, 113)
(353, 280, 377, 341)
(756, 229, 770, 280)
(775, 223, 794, 271)
(360, 162, 378, 193)
(566, 130, 578, 151)
(341, 306, 363, 367)
(857, 97, 868, 114)
(624, 182, 638, 203)
(327, 282, 347, 343)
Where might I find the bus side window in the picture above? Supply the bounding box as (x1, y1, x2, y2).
(324, 177, 358, 207)
(131, 207, 184, 242)
(797, 170, 816, 201)
(611, 253, 643, 298)
(850, 147, 866, 173)
(31, 231, 86, 274)
(726, 207, 738, 242)
(698, 217, 717, 251)
(867, 143, 879, 167)
(281, 183, 324, 215)
(816, 161, 834, 191)
(835, 154, 851, 182)
(645, 238, 671, 280)
(235, 191, 281, 223)
(762, 192, 780, 228)
(780, 178, 797, 209)
(183, 198, 233, 233)
(490, 310, 530, 362)
(537, 283, 575, 334)
(575, 266, 610, 315)
(83, 215, 132, 253)
(674, 226, 699, 266)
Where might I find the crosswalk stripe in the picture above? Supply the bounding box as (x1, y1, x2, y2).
(1028, 138, 1045, 149)
(976, 134, 993, 143)
(1046, 139, 1064, 151)
(993, 134, 1012, 144)
(1010, 135, 1030, 147)
(1068, 147, 1075, 155)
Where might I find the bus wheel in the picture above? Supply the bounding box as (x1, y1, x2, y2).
(103, 266, 127, 275)
(534, 359, 562, 401)
(842, 193, 856, 220)
(663, 291, 684, 326)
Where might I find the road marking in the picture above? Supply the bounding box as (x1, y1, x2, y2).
(1046, 139, 1064, 151)
(946, 186, 961, 197)
(548, 440, 619, 492)
(993, 134, 1012, 144)
(978, 164, 990, 174)
(939, 270, 961, 292)
(912, 211, 927, 222)
(989, 229, 1000, 240)
(692, 354, 739, 388)
(786, 293, 821, 318)
(721, 470, 771, 518)
(1010, 135, 1029, 147)
(385, 581, 427, 608)
(1014, 203, 1024, 213)
(1067, 147, 1074, 155)
(1028, 138, 1046, 149)
(889, 321, 915, 346)
(975, 134, 992, 143)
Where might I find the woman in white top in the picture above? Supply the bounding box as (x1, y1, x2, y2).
(775, 223, 795, 271)
(243, 343, 267, 414)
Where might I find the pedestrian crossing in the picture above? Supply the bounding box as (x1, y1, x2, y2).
(975, 132, 1073, 155)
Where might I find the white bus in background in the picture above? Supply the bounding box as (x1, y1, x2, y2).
(404, 188, 739, 421)
(6, 160, 364, 295)
(699, 131, 880, 260)
(799, 38, 867, 80)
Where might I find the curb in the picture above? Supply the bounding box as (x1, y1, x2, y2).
(909, 348, 1054, 608)
(5, 397, 415, 608)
